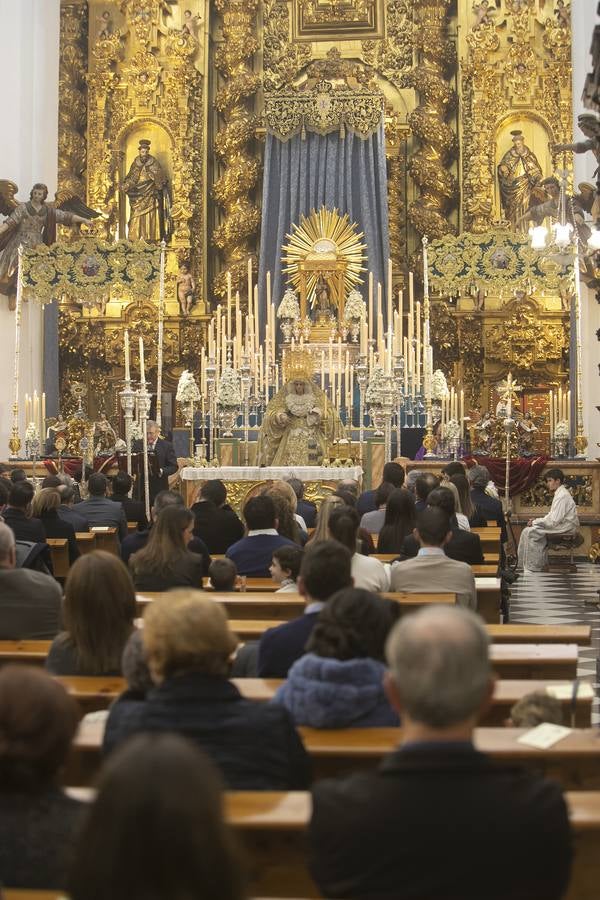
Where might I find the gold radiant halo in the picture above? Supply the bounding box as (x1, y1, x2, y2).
(281, 206, 367, 307)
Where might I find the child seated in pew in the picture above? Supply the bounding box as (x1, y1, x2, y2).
(270, 544, 304, 593)
(507, 691, 564, 728)
(68, 733, 246, 900)
(208, 558, 240, 592)
(271, 588, 401, 728)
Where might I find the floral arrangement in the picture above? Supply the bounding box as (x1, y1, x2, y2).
(129, 420, 143, 442)
(444, 418, 461, 442)
(554, 419, 569, 439)
(365, 366, 389, 405)
(343, 289, 366, 322)
(431, 369, 449, 401)
(25, 422, 39, 445)
(277, 288, 300, 320)
(176, 369, 201, 404)
(217, 366, 242, 408)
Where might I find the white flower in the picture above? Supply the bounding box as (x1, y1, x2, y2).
(365, 366, 389, 405)
(277, 288, 300, 319)
(217, 366, 242, 407)
(554, 419, 569, 439)
(130, 420, 143, 442)
(431, 369, 449, 401)
(176, 370, 201, 404)
(444, 418, 461, 441)
(344, 289, 366, 322)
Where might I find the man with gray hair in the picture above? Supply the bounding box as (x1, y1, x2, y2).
(309, 604, 572, 899)
(467, 464, 506, 541)
(0, 521, 61, 639)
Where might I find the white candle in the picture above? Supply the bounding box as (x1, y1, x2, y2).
(321, 351, 325, 390)
(41, 392, 46, 435)
(139, 336, 145, 383)
(226, 272, 232, 338)
(124, 329, 131, 382)
(460, 388, 464, 439)
(247, 257, 253, 309)
(387, 259, 392, 330)
(368, 272, 373, 340)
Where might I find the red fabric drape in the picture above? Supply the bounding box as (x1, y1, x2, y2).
(43, 455, 121, 477)
(463, 455, 550, 497)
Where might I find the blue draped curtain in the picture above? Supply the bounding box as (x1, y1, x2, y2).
(258, 121, 390, 335)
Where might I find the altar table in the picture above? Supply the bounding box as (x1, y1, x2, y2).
(180, 465, 363, 512)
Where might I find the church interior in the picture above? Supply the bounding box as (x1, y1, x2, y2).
(1, 0, 600, 896)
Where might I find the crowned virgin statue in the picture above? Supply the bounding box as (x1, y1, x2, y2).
(257, 352, 345, 466)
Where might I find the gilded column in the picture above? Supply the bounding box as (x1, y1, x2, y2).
(212, 0, 261, 303)
(58, 2, 88, 200)
(404, 0, 457, 240)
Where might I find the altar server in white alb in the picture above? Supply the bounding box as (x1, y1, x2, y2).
(518, 468, 579, 573)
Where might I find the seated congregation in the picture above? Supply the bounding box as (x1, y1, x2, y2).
(0, 462, 584, 897)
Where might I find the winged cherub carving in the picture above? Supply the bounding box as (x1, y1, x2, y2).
(0, 181, 100, 309)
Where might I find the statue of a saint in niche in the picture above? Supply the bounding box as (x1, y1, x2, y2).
(497, 130, 543, 232)
(122, 140, 171, 242)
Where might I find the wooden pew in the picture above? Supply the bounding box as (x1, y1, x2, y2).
(66, 719, 600, 789)
(127, 521, 138, 534)
(471, 526, 501, 555)
(489, 643, 578, 679)
(90, 526, 119, 555)
(46, 538, 69, 578)
(50, 675, 593, 726)
(75, 532, 96, 555)
(0, 640, 51, 666)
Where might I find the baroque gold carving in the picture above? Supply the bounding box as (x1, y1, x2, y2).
(361, 0, 413, 86)
(58, 3, 88, 202)
(484, 297, 568, 370)
(263, 0, 312, 93)
(212, 0, 261, 303)
(404, 0, 458, 240)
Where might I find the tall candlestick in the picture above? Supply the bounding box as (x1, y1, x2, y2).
(387, 258, 392, 329)
(247, 257, 252, 307)
(398, 290, 403, 350)
(124, 329, 131, 382)
(41, 392, 46, 436)
(368, 272, 373, 340)
(139, 336, 146, 383)
(226, 272, 232, 338)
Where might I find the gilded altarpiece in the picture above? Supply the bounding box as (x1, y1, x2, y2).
(56, 0, 574, 423)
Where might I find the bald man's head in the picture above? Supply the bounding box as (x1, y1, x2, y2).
(0, 522, 16, 569)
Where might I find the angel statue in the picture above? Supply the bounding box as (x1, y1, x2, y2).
(0, 181, 99, 309)
(552, 113, 600, 219)
(256, 351, 345, 466)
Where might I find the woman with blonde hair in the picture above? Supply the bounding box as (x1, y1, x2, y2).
(31, 487, 79, 564)
(129, 504, 204, 590)
(262, 486, 303, 544)
(450, 473, 487, 527)
(103, 590, 310, 790)
(45, 551, 136, 676)
(308, 494, 343, 545)
(444, 480, 470, 531)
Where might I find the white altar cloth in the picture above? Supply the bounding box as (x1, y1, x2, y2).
(181, 466, 363, 482)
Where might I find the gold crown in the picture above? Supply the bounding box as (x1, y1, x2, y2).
(282, 349, 316, 383)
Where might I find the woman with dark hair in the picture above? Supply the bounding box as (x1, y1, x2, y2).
(46, 551, 136, 676)
(0, 666, 82, 888)
(129, 504, 204, 590)
(328, 506, 389, 591)
(450, 473, 487, 527)
(272, 588, 399, 728)
(69, 733, 246, 900)
(31, 486, 80, 564)
(377, 488, 417, 554)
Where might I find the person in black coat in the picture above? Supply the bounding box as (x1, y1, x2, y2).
(397, 487, 484, 565)
(129, 506, 204, 592)
(121, 490, 211, 571)
(309, 605, 572, 900)
(110, 471, 148, 531)
(104, 591, 311, 790)
(468, 464, 508, 543)
(286, 477, 317, 529)
(57, 485, 90, 532)
(357, 462, 405, 516)
(191, 479, 244, 554)
(32, 488, 80, 565)
(2, 481, 46, 544)
(133, 420, 178, 505)
(0, 667, 83, 890)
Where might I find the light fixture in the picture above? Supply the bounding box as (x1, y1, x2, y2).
(553, 221, 574, 249)
(529, 224, 548, 250)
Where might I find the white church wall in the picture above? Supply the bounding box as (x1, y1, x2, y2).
(0, 0, 60, 459)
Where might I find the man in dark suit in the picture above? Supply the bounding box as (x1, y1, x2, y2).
(226, 495, 296, 578)
(357, 462, 405, 516)
(191, 479, 244, 554)
(257, 540, 353, 677)
(286, 477, 317, 529)
(120, 490, 211, 571)
(398, 487, 484, 565)
(134, 420, 178, 505)
(468, 464, 507, 543)
(0, 522, 61, 639)
(57, 484, 90, 532)
(110, 471, 148, 531)
(309, 604, 572, 900)
(414, 472, 438, 513)
(2, 482, 46, 543)
(76, 473, 127, 541)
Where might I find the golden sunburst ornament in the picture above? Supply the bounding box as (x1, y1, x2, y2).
(281, 206, 367, 308)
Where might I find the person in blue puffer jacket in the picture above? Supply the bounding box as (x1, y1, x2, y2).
(271, 588, 401, 729)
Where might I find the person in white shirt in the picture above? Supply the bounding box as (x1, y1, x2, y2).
(328, 506, 390, 592)
(270, 545, 304, 593)
(517, 468, 579, 573)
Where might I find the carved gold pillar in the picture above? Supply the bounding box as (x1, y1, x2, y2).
(405, 0, 457, 240)
(212, 0, 261, 303)
(58, 2, 88, 200)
